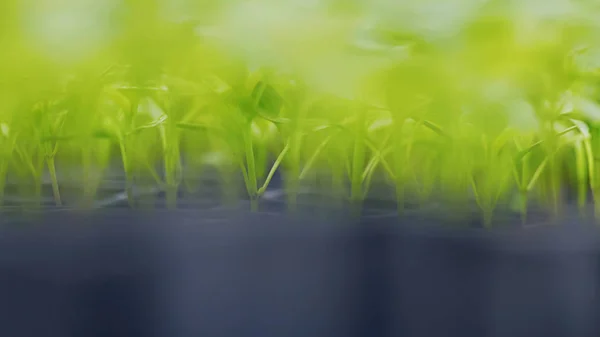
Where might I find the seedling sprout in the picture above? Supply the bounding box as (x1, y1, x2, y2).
(0, 1, 600, 226)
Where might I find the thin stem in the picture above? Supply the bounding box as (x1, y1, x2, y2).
(519, 153, 529, 225)
(299, 134, 334, 180)
(583, 138, 599, 220)
(471, 174, 497, 228)
(393, 120, 407, 215)
(257, 143, 289, 196)
(330, 159, 345, 208)
(0, 160, 7, 205)
(243, 128, 259, 212)
(119, 139, 135, 208)
(362, 147, 394, 199)
(421, 120, 450, 138)
(122, 96, 140, 208)
(33, 150, 44, 208)
(33, 175, 42, 208)
(362, 156, 380, 200)
(548, 155, 561, 218)
(396, 182, 405, 217)
(594, 189, 600, 220)
(594, 159, 600, 220)
(584, 139, 595, 189)
(250, 196, 259, 212)
(483, 208, 493, 229)
(239, 161, 251, 196)
(286, 134, 302, 212)
(46, 156, 62, 207)
(515, 125, 577, 161)
(16, 147, 38, 180)
(520, 189, 528, 225)
(470, 175, 482, 209)
(350, 109, 366, 216)
(575, 140, 588, 212)
(526, 158, 549, 192)
(164, 131, 181, 210)
(82, 147, 93, 205)
(165, 163, 179, 210)
(491, 169, 511, 211)
(589, 128, 600, 221)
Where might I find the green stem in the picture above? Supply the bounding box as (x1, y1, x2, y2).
(165, 167, 179, 210)
(591, 128, 600, 221)
(394, 120, 407, 216)
(595, 171, 600, 222)
(584, 137, 598, 220)
(548, 155, 561, 218)
(257, 143, 289, 197)
(46, 156, 62, 207)
(574, 141, 588, 213)
(350, 110, 366, 217)
(119, 139, 135, 208)
(331, 161, 344, 209)
(363, 149, 394, 200)
(286, 132, 303, 213)
(82, 148, 93, 205)
(519, 153, 529, 226)
(520, 189, 528, 225)
(594, 189, 600, 220)
(483, 207, 493, 229)
(0, 160, 7, 205)
(164, 131, 181, 210)
(221, 165, 238, 207)
(33, 176, 42, 208)
(34, 150, 44, 208)
(286, 163, 299, 213)
(122, 96, 140, 208)
(299, 134, 334, 180)
(396, 182, 405, 217)
(166, 188, 178, 209)
(244, 128, 259, 212)
(515, 125, 577, 161)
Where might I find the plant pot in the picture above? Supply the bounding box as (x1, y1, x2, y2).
(160, 209, 370, 337)
(486, 225, 600, 337)
(360, 207, 600, 337)
(5, 172, 599, 337)
(0, 209, 167, 337)
(0, 178, 370, 337)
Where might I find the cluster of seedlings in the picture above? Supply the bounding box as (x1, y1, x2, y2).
(2, 0, 600, 227)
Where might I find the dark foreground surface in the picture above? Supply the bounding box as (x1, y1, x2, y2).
(0, 199, 599, 337)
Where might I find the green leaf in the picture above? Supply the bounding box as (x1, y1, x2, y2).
(176, 122, 213, 131)
(128, 114, 168, 136)
(0, 123, 9, 138)
(252, 81, 283, 118)
(92, 129, 116, 139)
(237, 95, 259, 122)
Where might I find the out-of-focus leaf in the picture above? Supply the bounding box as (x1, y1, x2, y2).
(0, 123, 9, 138)
(251, 81, 283, 119)
(128, 114, 168, 136)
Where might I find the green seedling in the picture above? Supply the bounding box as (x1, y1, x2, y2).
(5, 98, 70, 208)
(38, 103, 68, 207)
(292, 106, 400, 216)
(0, 0, 599, 228)
(512, 124, 581, 223)
(559, 98, 600, 220)
(150, 72, 240, 208)
(62, 67, 124, 207)
(174, 69, 286, 211)
(469, 130, 515, 228)
(0, 120, 18, 205)
(97, 84, 169, 207)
